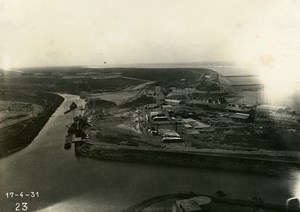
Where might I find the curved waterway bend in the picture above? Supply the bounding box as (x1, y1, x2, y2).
(0, 94, 299, 211)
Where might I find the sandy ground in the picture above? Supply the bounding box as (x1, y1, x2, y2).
(0, 100, 43, 129)
(88, 80, 154, 106)
(117, 123, 142, 134)
(90, 90, 141, 106)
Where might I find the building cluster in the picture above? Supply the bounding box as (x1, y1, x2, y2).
(143, 104, 183, 148)
(135, 84, 300, 150)
(256, 104, 300, 123)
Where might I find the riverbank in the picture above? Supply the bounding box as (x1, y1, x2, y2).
(75, 142, 300, 176)
(0, 92, 64, 158)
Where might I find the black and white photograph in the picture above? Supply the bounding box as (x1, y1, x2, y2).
(1, 0, 300, 211)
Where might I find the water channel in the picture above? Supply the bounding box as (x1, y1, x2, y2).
(0, 94, 299, 211)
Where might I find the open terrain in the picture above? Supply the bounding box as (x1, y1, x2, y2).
(2, 67, 300, 171)
(0, 67, 210, 158)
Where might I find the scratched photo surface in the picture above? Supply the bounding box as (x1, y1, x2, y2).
(1, 1, 300, 211)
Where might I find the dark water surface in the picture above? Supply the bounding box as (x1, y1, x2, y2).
(0, 94, 299, 212)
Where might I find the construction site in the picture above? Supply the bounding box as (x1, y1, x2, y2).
(66, 68, 300, 157)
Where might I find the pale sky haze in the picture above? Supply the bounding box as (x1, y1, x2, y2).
(0, 0, 300, 75)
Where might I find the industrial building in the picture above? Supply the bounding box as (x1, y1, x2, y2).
(230, 113, 253, 122)
(269, 112, 300, 124)
(165, 99, 185, 106)
(256, 104, 291, 116)
(148, 111, 169, 123)
(172, 196, 212, 212)
(159, 129, 184, 148)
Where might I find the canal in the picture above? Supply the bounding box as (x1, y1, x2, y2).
(0, 94, 299, 211)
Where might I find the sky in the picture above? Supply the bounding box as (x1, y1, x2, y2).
(1, 0, 300, 106)
(0, 0, 300, 73)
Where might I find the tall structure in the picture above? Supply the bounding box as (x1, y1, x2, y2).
(155, 86, 164, 107)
